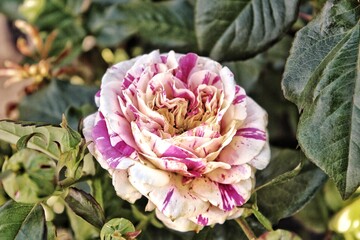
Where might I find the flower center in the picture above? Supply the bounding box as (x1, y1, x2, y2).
(151, 84, 220, 136)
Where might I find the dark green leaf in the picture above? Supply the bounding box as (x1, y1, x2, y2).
(282, 0, 360, 199)
(19, 79, 97, 129)
(0, 120, 81, 160)
(256, 149, 327, 224)
(224, 56, 265, 92)
(0, 0, 23, 19)
(65, 187, 105, 229)
(294, 191, 329, 234)
(2, 149, 56, 203)
(245, 36, 298, 147)
(195, 0, 300, 61)
(0, 200, 46, 240)
(88, 1, 196, 50)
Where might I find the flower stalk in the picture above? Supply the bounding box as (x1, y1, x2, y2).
(235, 217, 257, 240)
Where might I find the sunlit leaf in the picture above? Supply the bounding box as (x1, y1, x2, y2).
(100, 218, 140, 240)
(0, 120, 81, 160)
(2, 149, 56, 203)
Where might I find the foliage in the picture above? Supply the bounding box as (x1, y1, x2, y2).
(0, 0, 359, 239)
(282, 0, 360, 199)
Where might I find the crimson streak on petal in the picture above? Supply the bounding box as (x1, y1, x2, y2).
(175, 53, 197, 84)
(235, 127, 266, 141)
(162, 188, 175, 212)
(197, 214, 209, 226)
(219, 184, 245, 211)
(92, 116, 135, 168)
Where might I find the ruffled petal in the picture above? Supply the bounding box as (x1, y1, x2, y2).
(127, 163, 209, 220)
(218, 97, 268, 166)
(91, 115, 136, 169)
(190, 206, 244, 227)
(112, 169, 142, 203)
(206, 164, 252, 184)
(155, 209, 201, 232)
(249, 140, 271, 170)
(191, 177, 253, 212)
(101, 56, 139, 87)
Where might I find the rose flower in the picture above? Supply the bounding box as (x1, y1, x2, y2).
(83, 50, 270, 232)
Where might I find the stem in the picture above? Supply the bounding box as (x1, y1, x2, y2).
(235, 218, 257, 240)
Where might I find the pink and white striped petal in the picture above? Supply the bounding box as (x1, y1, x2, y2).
(191, 177, 253, 212)
(218, 98, 268, 166)
(127, 163, 209, 220)
(206, 164, 253, 184)
(190, 206, 244, 227)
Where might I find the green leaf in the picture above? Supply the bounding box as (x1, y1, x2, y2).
(256, 148, 327, 224)
(100, 218, 140, 240)
(16, 132, 46, 151)
(0, 200, 46, 240)
(2, 149, 56, 203)
(0, 120, 81, 160)
(19, 79, 97, 130)
(66, 202, 100, 239)
(65, 187, 105, 229)
(88, 0, 196, 50)
(19, 0, 45, 22)
(0, 0, 23, 20)
(282, 0, 360, 199)
(195, 0, 300, 61)
(244, 36, 298, 147)
(224, 56, 265, 92)
(29, 0, 86, 56)
(294, 191, 329, 234)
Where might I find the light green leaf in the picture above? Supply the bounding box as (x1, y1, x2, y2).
(0, 200, 46, 240)
(195, 0, 300, 61)
(0, 120, 81, 160)
(88, 0, 196, 50)
(66, 202, 100, 240)
(2, 149, 56, 203)
(282, 0, 360, 199)
(65, 187, 105, 229)
(100, 218, 140, 240)
(256, 149, 327, 224)
(19, 0, 45, 22)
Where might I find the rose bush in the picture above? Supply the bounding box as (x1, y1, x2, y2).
(83, 50, 270, 232)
